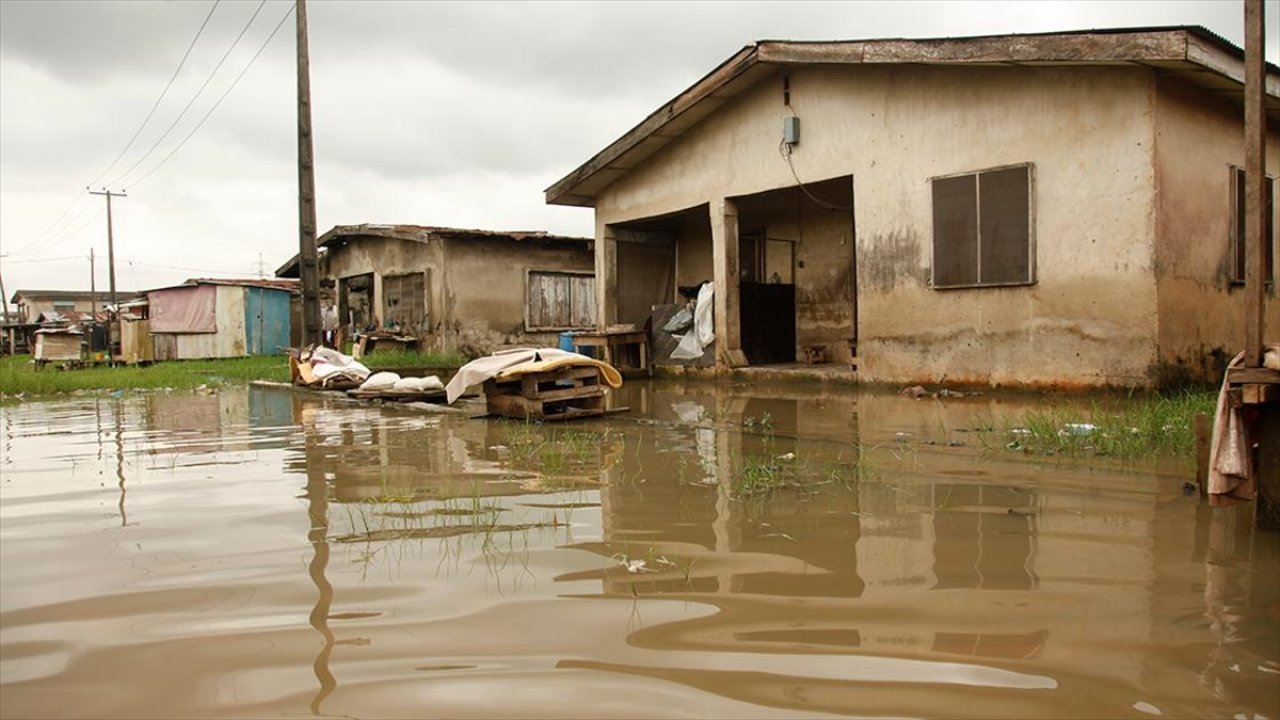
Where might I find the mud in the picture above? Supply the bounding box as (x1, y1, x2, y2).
(1, 382, 1276, 719)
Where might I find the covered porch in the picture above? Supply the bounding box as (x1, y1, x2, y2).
(595, 175, 856, 371)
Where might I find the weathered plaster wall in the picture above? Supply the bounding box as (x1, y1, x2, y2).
(443, 237, 594, 356)
(324, 234, 593, 355)
(595, 64, 1160, 387)
(323, 236, 440, 337)
(676, 211, 714, 289)
(1152, 78, 1280, 386)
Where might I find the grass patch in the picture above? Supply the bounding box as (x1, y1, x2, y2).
(980, 390, 1216, 459)
(0, 353, 290, 398)
(358, 349, 467, 369)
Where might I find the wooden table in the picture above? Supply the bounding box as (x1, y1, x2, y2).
(570, 330, 649, 375)
(352, 334, 418, 358)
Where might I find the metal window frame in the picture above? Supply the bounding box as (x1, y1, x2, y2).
(930, 162, 1037, 291)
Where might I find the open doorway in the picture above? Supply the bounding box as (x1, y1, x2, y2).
(734, 175, 855, 366)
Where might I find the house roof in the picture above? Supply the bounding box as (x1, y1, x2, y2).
(145, 277, 301, 294)
(546, 25, 1280, 207)
(274, 224, 593, 278)
(9, 289, 140, 303)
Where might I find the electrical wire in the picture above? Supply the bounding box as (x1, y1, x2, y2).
(129, 2, 295, 190)
(108, 0, 267, 189)
(8, 1, 220, 256)
(779, 139, 855, 212)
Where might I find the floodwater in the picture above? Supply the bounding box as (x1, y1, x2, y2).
(1, 381, 1277, 719)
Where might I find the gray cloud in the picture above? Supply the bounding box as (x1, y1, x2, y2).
(2, 0, 1277, 292)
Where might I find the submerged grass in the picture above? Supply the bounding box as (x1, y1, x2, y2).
(979, 390, 1215, 459)
(0, 353, 290, 398)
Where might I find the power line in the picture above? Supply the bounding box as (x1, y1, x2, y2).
(108, 0, 267, 189)
(97, 1, 222, 188)
(9, 2, 220, 257)
(130, 2, 295, 190)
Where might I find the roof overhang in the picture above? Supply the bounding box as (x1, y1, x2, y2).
(545, 26, 1280, 208)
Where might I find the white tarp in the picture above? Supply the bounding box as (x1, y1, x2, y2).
(671, 282, 715, 360)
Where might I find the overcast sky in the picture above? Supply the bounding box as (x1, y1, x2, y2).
(1, 0, 1277, 296)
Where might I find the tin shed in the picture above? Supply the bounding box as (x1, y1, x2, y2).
(147, 279, 296, 360)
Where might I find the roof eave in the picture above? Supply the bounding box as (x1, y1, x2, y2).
(545, 27, 1280, 209)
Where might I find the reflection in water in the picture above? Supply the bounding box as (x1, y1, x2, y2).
(302, 408, 336, 716)
(0, 382, 1276, 719)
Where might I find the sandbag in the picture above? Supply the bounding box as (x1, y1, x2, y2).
(360, 371, 401, 391)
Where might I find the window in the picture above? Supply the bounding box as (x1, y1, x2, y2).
(526, 271, 596, 330)
(53, 300, 76, 313)
(932, 164, 1033, 288)
(382, 272, 428, 334)
(1230, 167, 1275, 285)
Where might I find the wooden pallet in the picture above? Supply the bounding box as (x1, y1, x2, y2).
(483, 366, 606, 421)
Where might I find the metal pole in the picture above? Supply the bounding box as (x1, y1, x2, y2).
(90, 248, 97, 317)
(1243, 0, 1267, 368)
(297, 0, 322, 346)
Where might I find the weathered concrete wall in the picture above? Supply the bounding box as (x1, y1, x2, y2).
(322, 236, 440, 339)
(1152, 77, 1280, 386)
(322, 234, 593, 356)
(675, 211, 714, 289)
(595, 64, 1162, 387)
(443, 236, 594, 356)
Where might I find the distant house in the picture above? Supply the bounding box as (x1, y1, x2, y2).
(8, 289, 139, 324)
(546, 26, 1279, 388)
(276, 224, 595, 355)
(144, 278, 298, 360)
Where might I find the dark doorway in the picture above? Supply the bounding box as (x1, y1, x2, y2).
(740, 282, 796, 365)
(339, 273, 373, 332)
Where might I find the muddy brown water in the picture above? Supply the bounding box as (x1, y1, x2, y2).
(1, 382, 1276, 719)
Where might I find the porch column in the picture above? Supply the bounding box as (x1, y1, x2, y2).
(596, 224, 618, 329)
(711, 198, 745, 366)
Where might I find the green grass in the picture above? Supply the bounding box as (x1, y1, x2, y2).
(0, 354, 290, 398)
(980, 390, 1216, 459)
(360, 349, 466, 369)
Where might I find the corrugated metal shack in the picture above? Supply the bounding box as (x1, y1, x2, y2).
(146, 279, 298, 360)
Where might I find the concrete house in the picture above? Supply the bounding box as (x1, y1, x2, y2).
(546, 27, 1280, 388)
(145, 278, 297, 360)
(276, 224, 596, 355)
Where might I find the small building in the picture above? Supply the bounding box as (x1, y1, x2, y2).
(546, 26, 1279, 388)
(7, 289, 138, 324)
(276, 225, 596, 355)
(146, 279, 297, 360)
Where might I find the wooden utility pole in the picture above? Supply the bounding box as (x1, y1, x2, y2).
(90, 248, 97, 317)
(296, 0, 321, 346)
(89, 189, 126, 357)
(1243, 0, 1267, 368)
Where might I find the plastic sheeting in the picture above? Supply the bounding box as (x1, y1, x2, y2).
(150, 285, 216, 333)
(671, 282, 714, 360)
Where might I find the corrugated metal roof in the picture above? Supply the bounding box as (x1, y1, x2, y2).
(275, 224, 593, 277)
(144, 278, 301, 294)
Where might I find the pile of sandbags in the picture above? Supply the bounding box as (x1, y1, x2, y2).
(358, 370, 444, 395)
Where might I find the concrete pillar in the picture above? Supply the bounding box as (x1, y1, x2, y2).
(711, 198, 745, 367)
(596, 223, 618, 329)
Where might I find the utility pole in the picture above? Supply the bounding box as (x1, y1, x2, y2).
(90, 248, 97, 317)
(1243, 0, 1267, 368)
(296, 0, 321, 346)
(88, 189, 126, 358)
